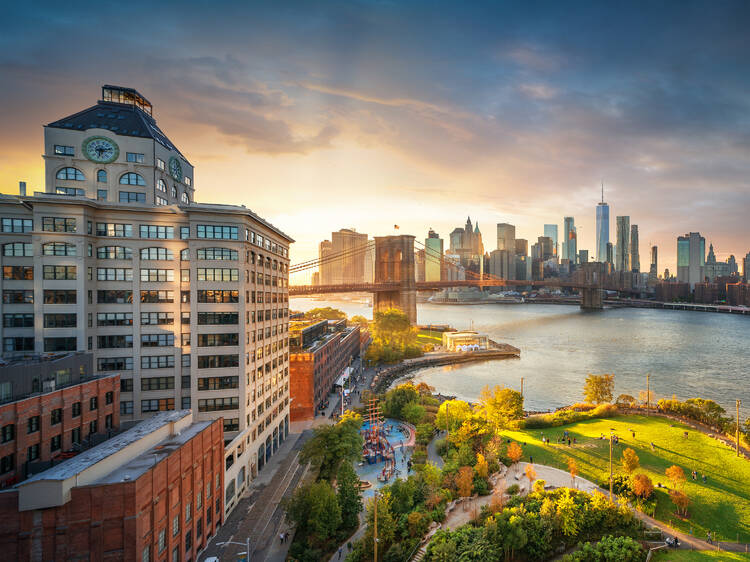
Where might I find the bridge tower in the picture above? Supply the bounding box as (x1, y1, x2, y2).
(374, 235, 417, 324)
(579, 262, 604, 310)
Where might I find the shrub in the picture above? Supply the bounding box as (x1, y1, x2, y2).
(563, 535, 646, 561)
(506, 483, 520, 495)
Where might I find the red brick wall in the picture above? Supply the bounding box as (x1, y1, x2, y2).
(0, 417, 223, 562)
(289, 353, 315, 421)
(0, 375, 120, 487)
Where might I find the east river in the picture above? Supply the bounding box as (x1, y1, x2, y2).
(291, 298, 750, 418)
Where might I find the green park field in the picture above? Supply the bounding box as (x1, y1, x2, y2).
(651, 550, 750, 561)
(498, 414, 750, 542)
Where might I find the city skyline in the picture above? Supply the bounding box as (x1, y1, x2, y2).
(2, 2, 749, 273)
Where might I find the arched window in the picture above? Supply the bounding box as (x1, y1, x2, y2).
(180, 249, 190, 261)
(157, 179, 167, 192)
(56, 167, 85, 181)
(181, 192, 189, 204)
(119, 172, 145, 186)
(97, 170, 107, 183)
(171, 185, 177, 198)
(42, 242, 77, 256)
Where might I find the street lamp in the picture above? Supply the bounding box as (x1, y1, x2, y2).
(216, 537, 251, 561)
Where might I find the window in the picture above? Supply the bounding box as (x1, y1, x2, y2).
(157, 158, 165, 170)
(141, 333, 175, 347)
(185, 502, 192, 522)
(140, 311, 174, 325)
(27, 416, 40, 434)
(142, 399, 174, 412)
(97, 290, 132, 303)
(97, 169, 107, 182)
(56, 167, 85, 181)
(224, 418, 239, 432)
(1, 218, 32, 233)
(197, 247, 238, 261)
(181, 192, 189, 204)
(171, 185, 177, 198)
(119, 172, 145, 186)
(105, 391, 114, 405)
(44, 337, 77, 352)
(119, 191, 146, 203)
(43, 265, 76, 280)
(97, 312, 133, 326)
(50, 408, 63, 425)
(181, 269, 189, 282)
(126, 152, 144, 163)
(197, 225, 238, 240)
(96, 223, 133, 237)
(140, 290, 174, 303)
(158, 530, 167, 554)
(181, 333, 191, 346)
(180, 250, 190, 262)
(141, 356, 175, 369)
(140, 225, 174, 239)
(140, 247, 174, 260)
(72, 401, 81, 417)
(197, 333, 239, 347)
(198, 397, 239, 412)
(181, 396, 191, 409)
(140, 269, 174, 282)
(3, 266, 33, 280)
(97, 335, 133, 348)
(198, 376, 239, 390)
(1, 425, 15, 443)
(180, 226, 190, 239)
(90, 397, 98, 411)
(44, 313, 77, 328)
(184, 177, 192, 186)
(54, 144, 74, 156)
(185, 530, 192, 553)
(120, 401, 133, 415)
(27, 444, 40, 461)
(43, 242, 76, 256)
(55, 186, 85, 196)
(97, 268, 133, 281)
(3, 313, 33, 328)
(182, 354, 191, 367)
(156, 196, 168, 206)
(89, 420, 98, 434)
(50, 435, 62, 452)
(198, 289, 240, 303)
(3, 337, 34, 352)
(197, 268, 238, 282)
(181, 311, 190, 324)
(3, 242, 33, 256)
(99, 357, 133, 371)
(141, 376, 175, 390)
(3, 290, 34, 304)
(71, 426, 81, 444)
(97, 189, 108, 201)
(0, 454, 15, 475)
(97, 246, 132, 259)
(42, 217, 76, 232)
(197, 312, 238, 325)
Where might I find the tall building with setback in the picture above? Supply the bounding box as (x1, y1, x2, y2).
(424, 229, 443, 282)
(0, 85, 292, 517)
(616, 216, 630, 271)
(677, 232, 705, 288)
(562, 217, 576, 263)
(596, 186, 609, 263)
(496, 223, 515, 252)
(543, 224, 558, 256)
(630, 224, 640, 272)
(649, 245, 658, 284)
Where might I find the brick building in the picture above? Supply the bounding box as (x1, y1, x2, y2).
(693, 282, 719, 304)
(289, 321, 361, 422)
(655, 281, 690, 302)
(0, 410, 223, 562)
(727, 283, 750, 306)
(0, 353, 119, 487)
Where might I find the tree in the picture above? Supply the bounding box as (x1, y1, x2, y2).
(525, 464, 537, 484)
(616, 394, 637, 407)
(304, 306, 347, 321)
(363, 492, 397, 559)
(401, 402, 426, 425)
(583, 374, 615, 404)
(532, 479, 546, 493)
(567, 457, 578, 487)
(436, 399, 472, 432)
(665, 465, 686, 490)
(381, 383, 419, 419)
(632, 473, 654, 500)
(621, 448, 640, 474)
(477, 385, 524, 430)
(556, 488, 579, 537)
(285, 481, 342, 547)
(564, 535, 645, 562)
(670, 489, 690, 517)
(336, 462, 362, 530)
(415, 381, 433, 395)
(507, 442, 523, 468)
(301, 411, 363, 480)
(638, 389, 656, 406)
(475, 453, 489, 478)
(349, 314, 369, 326)
(456, 466, 474, 500)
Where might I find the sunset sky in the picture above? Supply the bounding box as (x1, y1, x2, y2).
(2, 1, 749, 273)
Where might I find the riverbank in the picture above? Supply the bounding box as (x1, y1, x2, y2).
(371, 344, 520, 393)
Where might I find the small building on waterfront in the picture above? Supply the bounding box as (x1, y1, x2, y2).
(442, 331, 489, 352)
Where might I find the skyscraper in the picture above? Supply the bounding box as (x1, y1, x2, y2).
(677, 232, 706, 288)
(322, 228, 368, 284)
(543, 224, 558, 256)
(630, 224, 640, 272)
(496, 223, 515, 251)
(515, 238, 528, 256)
(596, 184, 609, 262)
(616, 216, 630, 271)
(606, 242, 614, 265)
(562, 217, 576, 263)
(425, 228, 443, 282)
(649, 245, 658, 284)
(578, 249, 589, 264)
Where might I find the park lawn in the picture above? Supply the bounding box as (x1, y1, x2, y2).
(651, 550, 750, 561)
(416, 329, 443, 346)
(498, 415, 750, 542)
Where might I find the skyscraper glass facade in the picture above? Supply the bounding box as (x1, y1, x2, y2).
(596, 202, 609, 262)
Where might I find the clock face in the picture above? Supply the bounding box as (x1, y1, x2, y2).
(82, 136, 119, 163)
(169, 157, 183, 181)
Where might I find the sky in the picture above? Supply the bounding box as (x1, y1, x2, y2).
(1, 1, 749, 274)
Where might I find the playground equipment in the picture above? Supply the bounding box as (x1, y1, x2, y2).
(362, 398, 400, 482)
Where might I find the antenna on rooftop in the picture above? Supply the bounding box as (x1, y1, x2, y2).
(601, 180, 604, 203)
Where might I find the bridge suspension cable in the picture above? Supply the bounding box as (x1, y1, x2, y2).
(290, 240, 376, 273)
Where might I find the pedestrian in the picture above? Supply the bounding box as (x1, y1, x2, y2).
(338, 546, 343, 559)
(279, 533, 284, 545)
(702, 474, 707, 483)
(567, 439, 571, 446)
(529, 455, 533, 464)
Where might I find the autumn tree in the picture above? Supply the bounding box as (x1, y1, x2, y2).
(436, 399, 472, 432)
(475, 453, 489, 478)
(670, 489, 690, 517)
(477, 385, 524, 430)
(583, 374, 615, 404)
(507, 442, 523, 471)
(456, 466, 474, 507)
(567, 457, 578, 488)
(665, 465, 686, 490)
(632, 473, 654, 500)
(533, 479, 546, 493)
(349, 314, 369, 326)
(621, 448, 640, 474)
(525, 464, 537, 484)
(304, 306, 347, 321)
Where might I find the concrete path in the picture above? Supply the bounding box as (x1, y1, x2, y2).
(427, 432, 445, 469)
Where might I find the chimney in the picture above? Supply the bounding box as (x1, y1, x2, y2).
(19, 181, 26, 196)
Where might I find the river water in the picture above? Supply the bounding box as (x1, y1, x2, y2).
(291, 298, 750, 418)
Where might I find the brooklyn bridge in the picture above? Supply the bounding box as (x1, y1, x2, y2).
(289, 234, 633, 324)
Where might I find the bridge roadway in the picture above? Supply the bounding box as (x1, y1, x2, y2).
(289, 279, 639, 296)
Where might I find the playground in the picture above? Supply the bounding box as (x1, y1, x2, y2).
(356, 414, 416, 499)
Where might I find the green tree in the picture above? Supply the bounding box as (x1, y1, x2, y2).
(621, 448, 640, 474)
(583, 374, 615, 404)
(476, 385, 524, 430)
(304, 306, 347, 320)
(337, 462, 363, 530)
(435, 399, 472, 432)
(556, 488, 580, 537)
(401, 401, 426, 424)
(349, 314, 370, 326)
(285, 480, 342, 547)
(381, 383, 419, 419)
(363, 492, 397, 560)
(301, 411, 363, 480)
(563, 535, 645, 561)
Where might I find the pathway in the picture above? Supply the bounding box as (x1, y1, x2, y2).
(426, 432, 445, 469)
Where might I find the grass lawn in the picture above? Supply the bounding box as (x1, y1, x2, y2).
(651, 550, 750, 561)
(416, 328, 443, 346)
(498, 415, 750, 542)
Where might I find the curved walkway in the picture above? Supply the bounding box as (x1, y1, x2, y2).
(426, 432, 445, 468)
